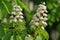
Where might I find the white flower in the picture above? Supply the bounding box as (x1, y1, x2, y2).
(41, 26, 44, 30)
(42, 2, 45, 5)
(30, 2, 48, 28)
(10, 2, 24, 23)
(18, 12, 23, 15)
(39, 17, 44, 20)
(43, 17, 48, 21)
(25, 35, 33, 40)
(43, 13, 48, 17)
(11, 12, 16, 15)
(33, 16, 37, 20)
(36, 13, 40, 17)
(35, 18, 39, 21)
(2, 18, 7, 22)
(45, 10, 48, 13)
(40, 11, 45, 13)
(30, 20, 34, 23)
(10, 15, 14, 18)
(16, 15, 20, 18)
(19, 19, 23, 22)
(39, 17, 48, 21)
(2, 1, 24, 23)
(39, 4, 46, 10)
(14, 5, 22, 11)
(30, 20, 34, 25)
(41, 21, 47, 26)
(10, 20, 13, 23)
(13, 8, 20, 11)
(34, 22, 39, 26)
(13, 5, 22, 11)
(19, 16, 24, 19)
(37, 8, 44, 13)
(20, 8, 22, 11)
(28, 34, 31, 37)
(13, 18, 17, 22)
(13, 5, 20, 9)
(37, 4, 47, 13)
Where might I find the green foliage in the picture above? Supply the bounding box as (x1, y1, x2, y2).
(0, 25, 4, 39)
(2, 29, 12, 40)
(35, 36, 43, 40)
(16, 0, 30, 13)
(46, 0, 60, 27)
(57, 23, 60, 33)
(0, 0, 13, 20)
(36, 28, 49, 40)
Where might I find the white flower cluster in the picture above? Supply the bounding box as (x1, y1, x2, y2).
(2, 2, 24, 23)
(9, 4, 24, 23)
(30, 2, 48, 30)
(25, 34, 33, 40)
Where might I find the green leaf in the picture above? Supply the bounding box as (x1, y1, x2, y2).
(4, 0, 12, 2)
(3, 0, 13, 12)
(37, 28, 49, 40)
(0, 0, 13, 20)
(12, 31, 22, 40)
(57, 24, 60, 33)
(25, 35, 33, 40)
(17, 28, 27, 40)
(13, 31, 16, 40)
(2, 29, 12, 40)
(0, 10, 2, 19)
(47, 3, 53, 10)
(13, 21, 26, 32)
(16, 0, 30, 13)
(0, 25, 4, 39)
(10, 35, 14, 40)
(0, 2, 8, 19)
(10, 35, 22, 40)
(1, 0, 10, 13)
(16, 35, 22, 40)
(35, 36, 43, 40)
(40, 29, 49, 40)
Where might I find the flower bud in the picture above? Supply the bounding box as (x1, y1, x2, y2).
(2, 18, 7, 23)
(19, 19, 23, 22)
(43, 13, 48, 17)
(13, 18, 17, 22)
(41, 26, 44, 30)
(18, 12, 23, 15)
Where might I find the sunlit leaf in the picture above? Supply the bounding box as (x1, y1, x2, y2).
(35, 36, 43, 40)
(0, 0, 13, 20)
(37, 28, 49, 40)
(16, 0, 30, 13)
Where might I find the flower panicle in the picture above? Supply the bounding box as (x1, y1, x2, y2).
(2, 1, 24, 23)
(30, 2, 48, 30)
